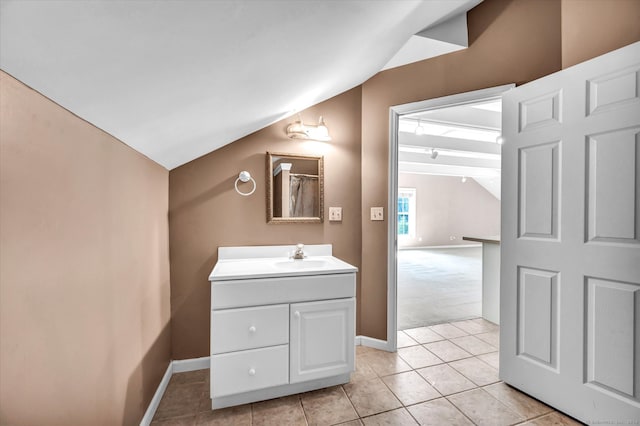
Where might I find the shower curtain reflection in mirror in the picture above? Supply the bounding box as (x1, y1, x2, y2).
(290, 174, 319, 217)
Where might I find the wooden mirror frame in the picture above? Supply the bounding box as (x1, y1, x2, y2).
(266, 151, 324, 224)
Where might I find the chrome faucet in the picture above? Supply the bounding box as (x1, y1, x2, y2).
(292, 243, 306, 260)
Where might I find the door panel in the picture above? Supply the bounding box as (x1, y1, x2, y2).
(586, 278, 639, 401)
(587, 65, 640, 116)
(501, 41, 640, 423)
(586, 128, 640, 243)
(518, 90, 562, 132)
(517, 267, 558, 370)
(518, 141, 561, 239)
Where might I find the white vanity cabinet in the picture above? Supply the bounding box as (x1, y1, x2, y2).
(208, 244, 357, 410)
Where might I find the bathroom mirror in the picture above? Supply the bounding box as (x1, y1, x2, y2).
(266, 152, 324, 223)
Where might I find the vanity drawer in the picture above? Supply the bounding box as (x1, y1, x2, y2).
(212, 273, 356, 309)
(211, 345, 289, 397)
(211, 304, 289, 354)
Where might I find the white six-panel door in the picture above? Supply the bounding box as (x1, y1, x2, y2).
(501, 41, 640, 423)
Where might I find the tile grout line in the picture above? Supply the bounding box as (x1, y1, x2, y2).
(444, 387, 521, 426)
(376, 364, 442, 425)
(340, 381, 368, 421)
(337, 384, 361, 424)
(512, 410, 556, 425)
(447, 336, 498, 355)
(297, 395, 310, 426)
(442, 394, 480, 426)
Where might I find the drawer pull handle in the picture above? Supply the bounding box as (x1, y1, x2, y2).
(248, 368, 256, 376)
(248, 326, 256, 333)
(294, 311, 300, 318)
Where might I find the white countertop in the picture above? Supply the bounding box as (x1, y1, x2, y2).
(209, 244, 358, 281)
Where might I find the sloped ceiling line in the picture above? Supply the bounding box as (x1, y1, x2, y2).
(0, 0, 482, 169)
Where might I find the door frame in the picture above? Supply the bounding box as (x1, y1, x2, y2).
(386, 83, 514, 351)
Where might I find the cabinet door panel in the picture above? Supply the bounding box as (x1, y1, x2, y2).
(290, 298, 355, 383)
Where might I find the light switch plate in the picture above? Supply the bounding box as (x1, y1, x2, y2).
(329, 207, 342, 222)
(371, 207, 384, 221)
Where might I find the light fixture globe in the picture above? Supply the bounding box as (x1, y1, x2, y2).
(313, 116, 332, 141)
(286, 114, 331, 142)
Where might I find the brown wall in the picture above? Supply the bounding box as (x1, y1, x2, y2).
(360, 0, 563, 339)
(168, 87, 362, 359)
(561, 0, 640, 68)
(0, 72, 171, 425)
(398, 174, 500, 248)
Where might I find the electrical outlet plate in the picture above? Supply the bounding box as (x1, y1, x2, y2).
(329, 207, 342, 222)
(371, 207, 384, 221)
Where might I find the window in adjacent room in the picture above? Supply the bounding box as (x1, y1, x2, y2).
(398, 188, 416, 237)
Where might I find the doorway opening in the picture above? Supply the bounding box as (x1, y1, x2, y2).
(386, 84, 514, 351)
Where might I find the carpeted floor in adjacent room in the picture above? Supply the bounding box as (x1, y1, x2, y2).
(397, 246, 483, 330)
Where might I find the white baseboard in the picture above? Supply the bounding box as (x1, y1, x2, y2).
(139, 356, 210, 425)
(399, 244, 480, 250)
(139, 361, 172, 426)
(172, 356, 210, 373)
(356, 335, 393, 352)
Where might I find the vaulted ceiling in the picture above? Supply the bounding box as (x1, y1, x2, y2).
(399, 100, 502, 199)
(0, 0, 481, 169)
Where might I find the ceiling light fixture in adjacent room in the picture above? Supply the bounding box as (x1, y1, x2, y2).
(430, 148, 439, 159)
(286, 114, 332, 142)
(414, 119, 425, 136)
(496, 135, 505, 145)
(461, 176, 467, 183)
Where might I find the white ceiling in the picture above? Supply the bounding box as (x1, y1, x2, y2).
(0, 0, 481, 170)
(399, 100, 502, 199)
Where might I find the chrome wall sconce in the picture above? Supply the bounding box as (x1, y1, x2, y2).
(286, 114, 332, 142)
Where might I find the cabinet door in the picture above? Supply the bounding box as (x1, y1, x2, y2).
(290, 298, 355, 383)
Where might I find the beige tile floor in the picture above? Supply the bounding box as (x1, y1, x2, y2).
(151, 319, 583, 425)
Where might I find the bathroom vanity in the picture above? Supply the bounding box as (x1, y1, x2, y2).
(208, 244, 357, 409)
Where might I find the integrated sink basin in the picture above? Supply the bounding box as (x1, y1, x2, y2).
(273, 259, 329, 270)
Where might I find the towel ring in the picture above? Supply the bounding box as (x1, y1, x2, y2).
(235, 171, 256, 196)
